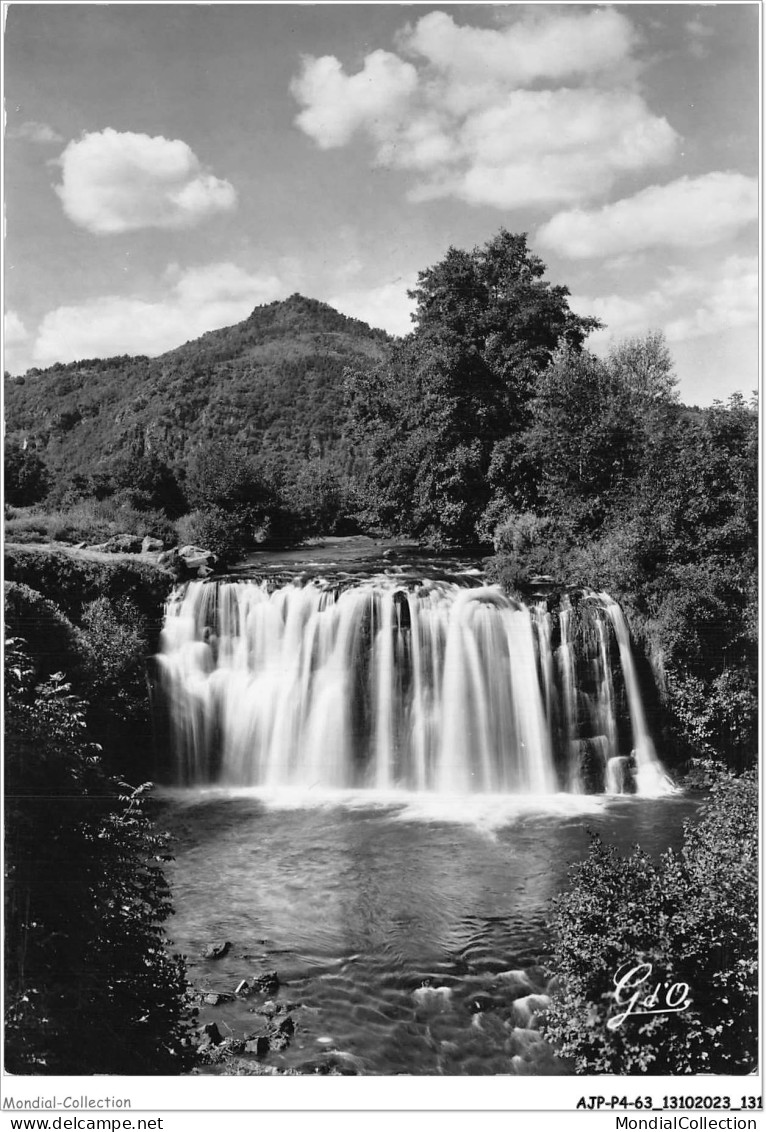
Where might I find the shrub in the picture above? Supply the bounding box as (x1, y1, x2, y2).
(4, 581, 92, 682)
(176, 505, 266, 564)
(5, 638, 194, 1074)
(79, 596, 153, 752)
(541, 772, 758, 1074)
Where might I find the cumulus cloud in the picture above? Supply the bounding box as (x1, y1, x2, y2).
(401, 8, 638, 93)
(54, 128, 237, 234)
(291, 50, 418, 149)
(576, 255, 758, 348)
(7, 120, 63, 144)
(538, 173, 758, 257)
(291, 9, 678, 209)
(32, 263, 284, 366)
(328, 276, 418, 337)
(5, 310, 29, 347)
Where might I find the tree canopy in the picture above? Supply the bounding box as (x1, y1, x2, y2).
(348, 230, 600, 544)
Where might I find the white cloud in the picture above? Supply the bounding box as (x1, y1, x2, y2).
(32, 263, 285, 366)
(401, 9, 638, 92)
(664, 256, 758, 341)
(422, 90, 676, 208)
(327, 277, 417, 337)
(538, 173, 758, 257)
(576, 255, 758, 349)
(7, 120, 63, 144)
(54, 128, 237, 234)
(291, 10, 678, 210)
(291, 50, 418, 149)
(5, 310, 29, 347)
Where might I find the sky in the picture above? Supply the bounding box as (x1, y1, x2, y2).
(3, 3, 760, 406)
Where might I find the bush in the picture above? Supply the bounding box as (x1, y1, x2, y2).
(5, 638, 194, 1074)
(4, 581, 91, 682)
(176, 505, 266, 564)
(541, 772, 758, 1074)
(79, 596, 154, 760)
(488, 510, 555, 591)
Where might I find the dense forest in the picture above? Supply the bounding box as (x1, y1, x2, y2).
(4, 228, 758, 1075)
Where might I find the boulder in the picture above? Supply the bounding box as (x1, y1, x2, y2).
(203, 940, 232, 960)
(200, 1022, 223, 1046)
(179, 544, 216, 570)
(203, 991, 235, 1006)
(244, 1036, 271, 1058)
(141, 535, 164, 554)
(88, 533, 144, 554)
(272, 1015, 294, 1038)
(251, 970, 280, 994)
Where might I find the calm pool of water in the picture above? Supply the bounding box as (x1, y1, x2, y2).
(161, 789, 702, 1076)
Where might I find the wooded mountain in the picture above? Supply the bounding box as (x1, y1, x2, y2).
(4, 294, 392, 487)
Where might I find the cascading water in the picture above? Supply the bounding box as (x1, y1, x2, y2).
(156, 576, 673, 797)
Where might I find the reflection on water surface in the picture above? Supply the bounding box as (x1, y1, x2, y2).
(164, 790, 700, 1075)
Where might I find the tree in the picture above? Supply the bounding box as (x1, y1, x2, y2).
(185, 442, 272, 513)
(347, 230, 600, 544)
(179, 442, 277, 560)
(107, 449, 187, 517)
(522, 345, 644, 533)
(607, 330, 677, 403)
(5, 439, 50, 506)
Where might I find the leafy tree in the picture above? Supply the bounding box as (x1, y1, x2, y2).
(179, 442, 278, 559)
(107, 449, 187, 517)
(542, 772, 758, 1074)
(348, 230, 600, 544)
(522, 345, 644, 533)
(280, 459, 357, 535)
(4, 439, 50, 506)
(184, 443, 268, 513)
(607, 330, 677, 403)
(5, 637, 193, 1074)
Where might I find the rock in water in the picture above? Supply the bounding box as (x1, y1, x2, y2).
(203, 940, 232, 960)
(244, 1036, 271, 1058)
(200, 1022, 223, 1046)
(252, 970, 280, 994)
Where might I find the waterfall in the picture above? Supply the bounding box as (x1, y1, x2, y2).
(156, 577, 673, 796)
(597, 594, 675, 796)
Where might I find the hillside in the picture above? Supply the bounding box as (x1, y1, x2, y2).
(4, 294, 393, 488)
